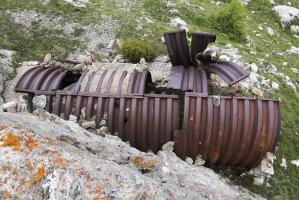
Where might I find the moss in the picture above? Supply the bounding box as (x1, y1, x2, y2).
(121, 39, 155, 63)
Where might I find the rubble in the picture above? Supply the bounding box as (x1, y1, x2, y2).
(81, 120, 96, 129)
(2, 101, 17, 113)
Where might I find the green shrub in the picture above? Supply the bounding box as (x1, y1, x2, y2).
(207, 0, 245, 41)
(121, 40, 155, 63)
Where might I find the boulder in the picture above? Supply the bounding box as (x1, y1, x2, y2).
(0, 112, 265, 200)
(273, 5, 299, 28)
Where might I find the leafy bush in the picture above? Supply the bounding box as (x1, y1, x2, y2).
(121, 40, 155, 63)
(207, 0, 245, 41)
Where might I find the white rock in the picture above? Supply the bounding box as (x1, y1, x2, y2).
(185, 157, 193, 165)
(170, 17, 188, 30)
(69, 115, 77, 123)
(283, 62, 288, 66)
(273, 5, 299, 27)
(219, 55, 231, 61)
(249, 63, 259, 73)
(269, 0, 276, 5)
(249, 72, 259, 84)
(154, 55, 170, 63)
(280, 158, 287, 169)
(291, 160, 299, 167)
(267, 27, 274, 36)
(291, 68, 299, 74)
(252, 87, 264, 97)
(286, 46, 299, 57)
(253, 176, 265, 186)
(162, 142, 174, 152)
(238, 81, 250, 91)
(42, 53, 51, 65)
(287, 81, 296, 89)
(2, 101, 17, 113)
(139, 58, 147, 64)
(271, 81, 279, 90)
(194, 155, 205, 166)
(33, 95, 47, 109)
(81, 120, 96, 129)
(63, 0, 90, 8)
(290, 25, 299, 33)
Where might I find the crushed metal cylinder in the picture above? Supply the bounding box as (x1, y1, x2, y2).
(14, 31, 281, 167)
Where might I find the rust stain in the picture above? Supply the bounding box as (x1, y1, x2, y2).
(131, 156, 156, 171)
(2, 178, 8, 184)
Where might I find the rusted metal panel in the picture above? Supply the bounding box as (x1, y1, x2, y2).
(164, 30, 192, 67)
(49, 92, 180, 153)
(207, 61, 249, 86)
(176, 93, 281, 167)
(191, 32, 216, 65)
(167, 65, 208, 93)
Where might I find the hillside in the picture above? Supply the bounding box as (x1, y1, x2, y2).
(0, 0, 299, 199)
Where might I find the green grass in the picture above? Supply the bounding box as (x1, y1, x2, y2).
(0, 0, 299, 199)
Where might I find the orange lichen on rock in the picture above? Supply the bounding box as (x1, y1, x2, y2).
(131, 156, 156, 171)
(0, 130, 23, 151)
(34, 166, 46, 183)
(24, 137, 39, 151)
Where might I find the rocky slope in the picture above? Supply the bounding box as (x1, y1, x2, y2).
(0, 111, 264, 200)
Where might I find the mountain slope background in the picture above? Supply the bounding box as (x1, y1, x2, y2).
(0, 0, 298, 199)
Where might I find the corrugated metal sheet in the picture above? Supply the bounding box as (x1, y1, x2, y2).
(175, 92, 281, 167)
(191, 32, 216, 65)
(207, 61, 249, 86)
(164, 30, 191, 67)
(47, 92, 180, 153)
(167, 65, 208, 93)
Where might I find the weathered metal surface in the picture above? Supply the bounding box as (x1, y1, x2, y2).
(167, 65, 208, 93)
(175, 92, 281, 167)
(164, 30, 192, 67)
(48, 92, 179, 153)
(207, 61, 249, 86)
(191, 32, 216, 65)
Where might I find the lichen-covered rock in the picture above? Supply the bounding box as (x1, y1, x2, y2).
(0, 111, 265, 200)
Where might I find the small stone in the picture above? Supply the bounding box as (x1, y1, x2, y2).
(139, 58, 147, 65)
(283, 62, 288, 66)
(194, 155, 205, 166)
(219, 55, 231, 61)
(291, 160, 299, 167)
(290, 25, 299, 33)
(185, 157, 193, 165)
(267, 27, 274, 36)
(253, 176, 264, 186)
(251, 87, 264, 97)
(2, 101, 17, 113)
(69, 115, 77, 123)
(290, 68, 299, 74)
(249, 72, 259, 84)
(33, 95, 47, 109)
(238, 81, 250, 91)
(249, 63, 259, 73)
(269, 0, 275, 5)
(42, 53, 51, 65)
(98, 126, 110, 135)
(162, 142, 174, 152)
(280, 158, 287, 169)
(170, 17, 188, 30)
(81, 121, 96, 129)
(271, 81, 279, 90)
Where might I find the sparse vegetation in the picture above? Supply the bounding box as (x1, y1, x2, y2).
(121, 40, 155, 63)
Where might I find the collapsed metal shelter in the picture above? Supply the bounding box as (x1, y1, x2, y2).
(15, 30, 281, 167)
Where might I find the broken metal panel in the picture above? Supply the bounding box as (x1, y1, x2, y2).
(207, 61, 249, 86)
(167, 65, 208, 93)
(191, 32, 216, 65)
(177, 93, 281, 167)
(164, 30, 192, 67)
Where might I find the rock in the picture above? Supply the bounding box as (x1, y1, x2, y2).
(280, 158, 287, 169)
(42, 53, 51, 65)
(290, 25, 299, 33)
(170, 17, 188, 31)
(2, 101, 17, 113)
(267, 27, 274, 36)
(98, 126, 109, 135)
(249, 72, 259, 84)
(162, 141, 174, 152)
(269, 0, 276, 5)
(238, 81, 250, 91)
(273, 5, 299, 28)
(283, 62, 288, 66)
(251, 87, 264, 97)
(0, 112, 266, 199)
(291, 160, 299, 167)
(271, 81, 279, 90)
(219, 55, 231, 61)
(248, 152, 276, 186)
(194, 155, 205, 166)
(185, 157, 193, 165)
(154, 55, 170, 63)
(69, 115, 77, 123)
(249, 63, 259, 73)
(286, 46, 299, 57)
(112, 54, 125, 63)
(63, 0, 90, 8)
(210, 74, 229, 88)
(81, 120, 96, 129)
(291, 68, 299, 74)
(139, 57, 147, 65)
(32, 95, 47, 109)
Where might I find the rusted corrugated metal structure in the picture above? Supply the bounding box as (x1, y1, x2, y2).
(14, 31, 281, 167)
